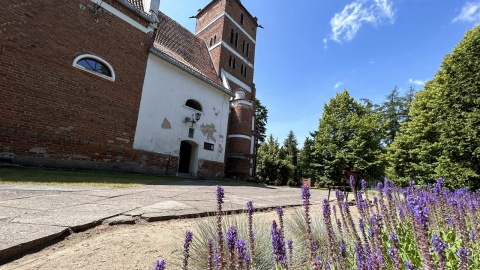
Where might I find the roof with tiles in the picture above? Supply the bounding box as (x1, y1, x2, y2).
(152, 12, 224, 88)
(125, 0, 144, 11)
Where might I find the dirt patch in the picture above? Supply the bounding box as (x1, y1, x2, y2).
(0, 204, 360, 270)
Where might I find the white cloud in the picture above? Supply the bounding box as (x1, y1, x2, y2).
(334, 82, 344, 89)
(329, 0, 396, 43)
(409, 78, 426, 86)
(323, 38, 328, 49)
(453, 1, 480, 24)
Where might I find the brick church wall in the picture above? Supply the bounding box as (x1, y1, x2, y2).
(0, 0, 181, 174)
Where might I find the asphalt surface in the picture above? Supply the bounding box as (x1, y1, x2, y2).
(0, 180, 329, 264)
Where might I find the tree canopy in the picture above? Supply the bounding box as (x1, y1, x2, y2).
(313, 90, 384, 184)
(386, 25, 480, 189)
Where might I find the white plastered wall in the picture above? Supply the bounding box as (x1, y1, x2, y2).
(133, 53, 231, 173)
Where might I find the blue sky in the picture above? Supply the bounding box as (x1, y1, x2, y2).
(160, 0, 480, 146)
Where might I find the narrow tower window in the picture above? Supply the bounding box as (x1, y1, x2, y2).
(214, 35, 217, 44)
(233, 58, 236, 69)
(242, 40, 246, 54)
(229, 55, 233, 67)
(246, 43, 250, 57)
(241, 64, 244, 75)
(240, 14, 244, 25)
(210, 38, 213, 46)
(235, 33, 238, 48)
(230, 29, 234, 44)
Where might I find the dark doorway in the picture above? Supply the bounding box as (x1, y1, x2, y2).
(178, 141, 192, 173)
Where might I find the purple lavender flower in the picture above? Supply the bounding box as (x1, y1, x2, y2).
(376, 182, 384, 193)
(310, 240, 318, 253)
(340, 240, 346, 258)
(276, 206, 284, 231)
(469, 230, 476, 241)
(246, 201, 254, 215)
(287, 239, 293, 269)
(431, 233, 447, 253)
(207, 239, 214, 270)
(270, 220, 287, 267)
(361, 179, 367, 191)
(235, 239, 247, 270)
(335, 189, 345, 201)
(350, 175, 355, 190)
(302, 184, 310, 204)
(226, 226, 238, 269)
(154, 259, 166, 270)
(354, 242, 365, 270)
(404, 260, 417, 270)
(312, 257, 321, 270)
(183, 231, 194, 270)
(216, 185, 225, 204)
(456, 247, 471, 270)
(322, 199, 336, 261)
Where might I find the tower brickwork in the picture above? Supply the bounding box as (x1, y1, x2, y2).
(195, 0, 258, 178)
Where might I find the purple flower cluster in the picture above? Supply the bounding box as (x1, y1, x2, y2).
(154, 259, 166, 270)
(270, 220, 287, 268)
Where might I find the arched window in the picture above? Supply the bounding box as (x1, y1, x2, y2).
(73, 54, 115, 81)
(185, 99, 202, 111)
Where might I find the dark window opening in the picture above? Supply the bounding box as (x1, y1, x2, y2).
(204, 142, 214, 151)
(210, 38, 213, 46)
(76, 58, 112, 77)
(246, 43, 250, 57)
(244, 67, 247, 78)
(233, 58, 236, 69)
(188, 128, 195, 138)
(214, 35, 217, 44)
(241, 64, 244, 75)
(235, 33, 239, 48)
(230, 29, 234, 44)
(185, 99, 202, 111)
(229, 55, 233, 67)
(240, 14, 244, 25)
(242, 40, 246, 54)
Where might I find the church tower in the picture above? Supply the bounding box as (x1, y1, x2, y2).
(195, 0, 259, 178)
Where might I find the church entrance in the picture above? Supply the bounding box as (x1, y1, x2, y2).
(178, 140, 199, 176)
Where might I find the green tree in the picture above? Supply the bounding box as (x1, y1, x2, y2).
(298, 135, 316, 180)
(254, 98, 268, 147)
(377, 86, 414, 146)
(256, 135, 294, 183)
(386, 25, 480, 189)
(313, 90, 384, 184)
(283, 130, 299, 180)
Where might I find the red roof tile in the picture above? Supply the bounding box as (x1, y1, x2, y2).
(153, 12, 224, 88)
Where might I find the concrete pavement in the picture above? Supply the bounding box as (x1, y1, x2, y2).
(0, 180, 329, 263)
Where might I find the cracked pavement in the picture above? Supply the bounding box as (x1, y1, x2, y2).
(0, 179, 329, 263)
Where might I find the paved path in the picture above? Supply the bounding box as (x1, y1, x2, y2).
(0, 180, 329, 263)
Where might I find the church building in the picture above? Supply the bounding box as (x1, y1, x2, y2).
(0, 0, 260, 179)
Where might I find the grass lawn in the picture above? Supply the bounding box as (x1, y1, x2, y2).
(0, 167, 177, 188)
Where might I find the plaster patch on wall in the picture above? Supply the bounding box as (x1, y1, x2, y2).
(29, 147, 49, 157)
(200, 124, 217, 142)
(218, 144, 223, 153)
(161, 118, 171, 129)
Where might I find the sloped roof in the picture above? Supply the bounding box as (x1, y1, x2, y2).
(152, 12, 224, 88)
(126, 0, 144, 10)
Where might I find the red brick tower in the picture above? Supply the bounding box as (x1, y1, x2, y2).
(195, 0, 258, 178)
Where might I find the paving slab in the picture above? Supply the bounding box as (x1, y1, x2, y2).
(0, 222, 68, 261)
(0, 180, 329, 263)
(0, 194, 105, 211)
